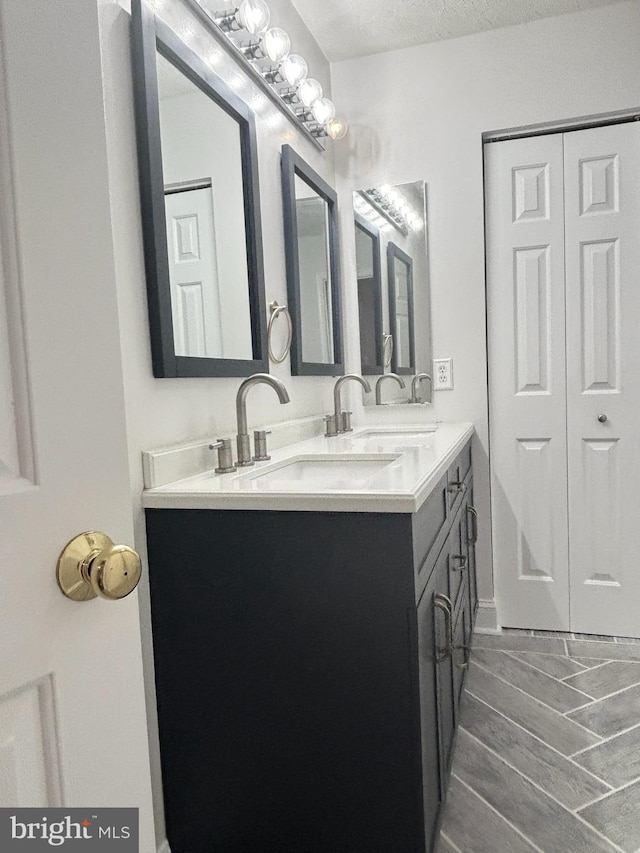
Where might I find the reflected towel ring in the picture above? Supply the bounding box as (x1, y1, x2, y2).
(382, 333, 394, 368)
(268, 300, 293, 364)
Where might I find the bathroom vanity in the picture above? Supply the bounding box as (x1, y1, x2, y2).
(143, 423, 476, 852)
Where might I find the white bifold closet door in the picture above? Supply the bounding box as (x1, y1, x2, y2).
(486, 122, 640, 636)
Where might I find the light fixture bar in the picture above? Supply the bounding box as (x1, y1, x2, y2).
(184, 0, 325, 151)
(358, 190, 408, 235)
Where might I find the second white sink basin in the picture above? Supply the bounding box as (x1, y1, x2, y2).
(344, 426, 439, 448)
(242, 454, 400, 491)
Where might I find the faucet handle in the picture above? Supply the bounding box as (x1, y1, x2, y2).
(323, 414, 338, 437)
(252, 429, 272, 462)
(209, 438, 235, 474)
(340, 411, 353, 433)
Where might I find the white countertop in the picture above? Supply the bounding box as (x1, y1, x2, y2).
(142, 422, 474, 514)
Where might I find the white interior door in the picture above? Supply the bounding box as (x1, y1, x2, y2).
(487, 122, 640, 636)
(0, 0, 154, 844)
(564, 122, 640, 637)
(165, 185, 223, 358)
(486, 134, 570, 630)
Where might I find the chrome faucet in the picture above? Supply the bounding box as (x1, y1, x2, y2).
(330, 374, 371, 434)
(409, 372, 433, 404)
(235, 373, 290, 466)
(375, 373, 406, 405)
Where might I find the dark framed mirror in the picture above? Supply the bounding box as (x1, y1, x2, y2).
(387, 242, 415, 375)
(354, 214, 383, 374)
(281, 145, 343, 376)
(131, 0, 267, 377)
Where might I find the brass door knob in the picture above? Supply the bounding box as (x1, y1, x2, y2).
(56, 531, 142, 602)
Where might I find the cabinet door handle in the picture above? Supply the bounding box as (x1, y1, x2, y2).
(467, 505, 478, 544)
(434, 593, 454, 663)
(451, 554, 468, 572)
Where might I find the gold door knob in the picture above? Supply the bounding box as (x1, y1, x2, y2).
(56, 531, 142, 602)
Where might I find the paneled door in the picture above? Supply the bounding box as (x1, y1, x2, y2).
(564, 124, 640, 636)
(0, 0, 154, 845)
(486, 122, 640, 635)
(486, 134, 570, 630)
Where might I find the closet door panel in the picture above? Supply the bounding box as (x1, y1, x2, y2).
(486, 134, 570, 630)
(564, 122, 640, 637)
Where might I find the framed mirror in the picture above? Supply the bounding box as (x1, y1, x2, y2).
(131, 0, 268, 377)
(387, 243, 415, 375)
(281, 145, 344, 376)
(354, 215, 383, 374)
(353, 181, 431, 403)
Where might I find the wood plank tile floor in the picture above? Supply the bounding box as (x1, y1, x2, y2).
(438, 631, 640, 853)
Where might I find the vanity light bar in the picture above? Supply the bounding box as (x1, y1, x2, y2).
(194, 0, 348, 143)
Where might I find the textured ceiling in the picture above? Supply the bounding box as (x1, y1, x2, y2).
(288, 0, 626, 61)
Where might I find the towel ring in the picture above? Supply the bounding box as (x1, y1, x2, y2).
(382, 333, 394, 368)
(268, 300, 293, 364)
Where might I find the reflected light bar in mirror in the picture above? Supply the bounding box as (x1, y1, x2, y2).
(360, 187, 424, 235)
(354, 193, 392, 232)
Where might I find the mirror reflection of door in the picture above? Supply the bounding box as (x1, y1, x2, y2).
(156, 52, 253, 361)
(355, 218, 383, 374)
(164, 182, 222, 357)
(394, 256, 411, 368)
(387, 241, 415, 375)
(294, 175, 335, 364)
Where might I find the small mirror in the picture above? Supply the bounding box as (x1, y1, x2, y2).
(353, 181, 431, 403)
(282, 145, 343, 376)
(131, 0, 267, 377)
(354, 215, 383, 374)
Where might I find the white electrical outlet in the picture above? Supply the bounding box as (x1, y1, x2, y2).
(433, 358, 453, 390)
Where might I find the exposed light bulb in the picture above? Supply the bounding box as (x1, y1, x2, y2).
(280, 53, 308, 87)
(311, 97, 335, 125)
(411, 217, 424, 232)
(236, 0, 270, 36)
(327, 116, 348, 140)
(263, 27, 290, 62)
(297, 77, 322, 108)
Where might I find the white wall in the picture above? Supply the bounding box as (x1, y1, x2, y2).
(97, 0, 335, 846)
(331, 0, 640, 608)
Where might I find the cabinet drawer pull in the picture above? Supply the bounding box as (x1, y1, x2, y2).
(455, 643, 471, 671)
(434, 593, 454, 663)
(447, 481, 465, 495)
(451, 554, 468, 572)
(467, 505, 478, 544)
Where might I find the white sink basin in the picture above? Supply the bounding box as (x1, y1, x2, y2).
(344, 426, 438, 448)
(242, 454, 400, 491)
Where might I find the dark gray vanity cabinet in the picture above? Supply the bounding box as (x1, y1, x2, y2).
(146, 439, 476, 853)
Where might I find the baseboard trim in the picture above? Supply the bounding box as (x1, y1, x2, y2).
(157, 839, 171, 853)
(474, 599, 500, 634)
